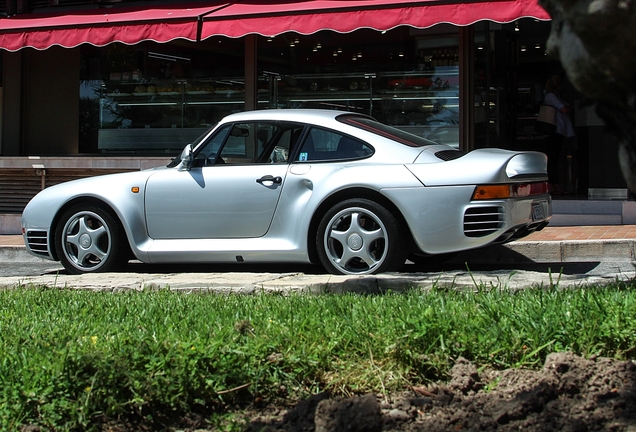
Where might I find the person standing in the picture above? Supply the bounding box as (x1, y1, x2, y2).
(543, 74, 576, 194)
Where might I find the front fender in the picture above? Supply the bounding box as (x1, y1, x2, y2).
(22, 170, 156, 261)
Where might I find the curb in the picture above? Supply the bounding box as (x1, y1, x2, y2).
(2, 240, 635, 264)
(0, 246, 44, 263)
(451, 239, 636, 264)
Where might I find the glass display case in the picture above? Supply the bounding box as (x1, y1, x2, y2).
(92, 64, 460, 152)
(272, 67, 459, 147)
(94, 78, 247, 152)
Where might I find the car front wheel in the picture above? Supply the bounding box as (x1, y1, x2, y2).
(54, 205, 127, 274)
(317, 199, 407, 275)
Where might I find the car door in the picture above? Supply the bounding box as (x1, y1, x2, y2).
(144, 121, 297, 240)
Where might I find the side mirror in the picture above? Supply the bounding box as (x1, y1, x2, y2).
(178, 144, 193, 171)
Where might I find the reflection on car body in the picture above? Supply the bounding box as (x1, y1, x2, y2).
(22, 109, 551, 275)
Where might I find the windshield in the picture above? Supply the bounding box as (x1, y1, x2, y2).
(337, 114, 437, 148)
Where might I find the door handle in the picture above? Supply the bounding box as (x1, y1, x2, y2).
(256, 175, 282, 184)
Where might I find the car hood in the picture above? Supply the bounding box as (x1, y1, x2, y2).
(408, 148, 548, 186)
(41, 169, 156, 196)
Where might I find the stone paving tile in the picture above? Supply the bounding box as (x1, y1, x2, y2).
(1, 236, 24, 246)
(525, 225, 636, 242)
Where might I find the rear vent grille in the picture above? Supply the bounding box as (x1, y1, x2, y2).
(464, 206, 505, 237)
(26, 230, 50, 257)
(435, 150, 464, 161)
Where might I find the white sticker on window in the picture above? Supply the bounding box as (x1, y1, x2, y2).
(299, 152, 308, 162)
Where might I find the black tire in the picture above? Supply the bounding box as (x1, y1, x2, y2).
(54, 205, 128, 274)
(316, 198, 407, 275)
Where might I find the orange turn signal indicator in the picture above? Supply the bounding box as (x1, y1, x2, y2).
(473, 185, 511, 199)
(131, 187, 140, 193)
(472, 182, 548, 200)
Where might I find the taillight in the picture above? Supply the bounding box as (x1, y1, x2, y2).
(472, 182, 548, 200)
(513, 182, 549, 197)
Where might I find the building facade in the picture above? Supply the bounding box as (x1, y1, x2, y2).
(0, 0, 628, 233)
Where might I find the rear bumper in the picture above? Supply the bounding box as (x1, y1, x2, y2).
(382, 185, 552, 255)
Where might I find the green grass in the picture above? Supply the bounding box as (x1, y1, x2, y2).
(1, 282, 635, 430)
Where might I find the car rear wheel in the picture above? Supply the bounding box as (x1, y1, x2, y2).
(317, 198, 407, 275)
(54, 205, 127, 274)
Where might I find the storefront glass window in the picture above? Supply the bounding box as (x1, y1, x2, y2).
(80, 25, 460, 154)
(472, 19, 554, 150)
(0, 53, 3, 154)
(258, 26, 460, 148)
(80, 40, 246, 154)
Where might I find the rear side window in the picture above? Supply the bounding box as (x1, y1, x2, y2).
(296, 127, 373, 162)
(338, 114, 435, 147)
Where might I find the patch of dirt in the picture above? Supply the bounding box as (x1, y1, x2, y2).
(26, 352, 633, 431)
(245, 352, 636, 432)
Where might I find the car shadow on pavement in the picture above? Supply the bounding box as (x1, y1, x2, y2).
(39, 260, 602, 277)
(35, 245, 611, 277)
(403, 260, 602, 275)
(119, 261, 327, 275)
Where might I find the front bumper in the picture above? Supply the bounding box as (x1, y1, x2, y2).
(23, 229, 55, 261)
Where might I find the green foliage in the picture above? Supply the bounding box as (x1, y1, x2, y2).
(0, 282, 635, 429)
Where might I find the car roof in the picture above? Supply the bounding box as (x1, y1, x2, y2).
(215, 109, 429, 163)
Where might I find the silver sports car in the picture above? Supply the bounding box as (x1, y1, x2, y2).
(22, 109, 551, 275)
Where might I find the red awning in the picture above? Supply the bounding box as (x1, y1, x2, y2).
(200, 0, 550, 39)
(0, 0, 549, 51)
(0, 3, 225, 52)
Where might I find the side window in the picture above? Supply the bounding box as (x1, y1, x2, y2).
(296, 127, 373, 162)
(218, 122, 277, 164)
(192, 124, 231, 167)
(265, 126, 304, 164)
(193, 121, 306, 166)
